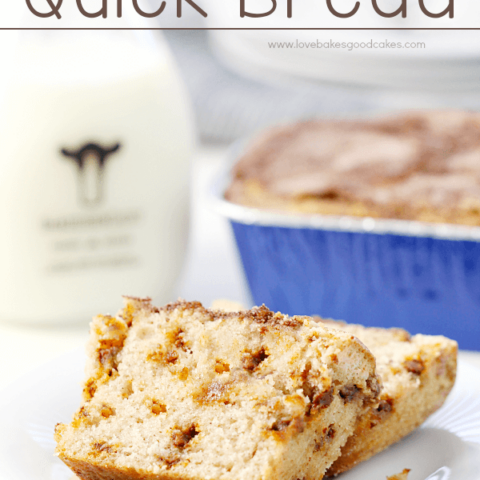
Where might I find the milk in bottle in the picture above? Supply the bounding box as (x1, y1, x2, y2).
(0, 27, 194, 324)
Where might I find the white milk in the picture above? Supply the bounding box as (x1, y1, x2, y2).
(0, 30, 194, 324)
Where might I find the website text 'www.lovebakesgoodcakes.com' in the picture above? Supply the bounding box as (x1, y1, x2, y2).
(268, 39, 426, 51)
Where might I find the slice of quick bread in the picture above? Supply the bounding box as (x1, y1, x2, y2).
(316, 319, 457, 476)
(55, 298, 380, 480)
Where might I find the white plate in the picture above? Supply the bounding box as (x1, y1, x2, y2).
(1, 350, 479, 480)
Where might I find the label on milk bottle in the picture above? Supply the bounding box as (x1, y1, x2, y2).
(40, 140, 143, 275)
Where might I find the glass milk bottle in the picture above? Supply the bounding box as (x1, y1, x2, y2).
(0, 29, 194, 324)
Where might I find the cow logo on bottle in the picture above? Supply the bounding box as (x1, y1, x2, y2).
(61, 142, 121, 207)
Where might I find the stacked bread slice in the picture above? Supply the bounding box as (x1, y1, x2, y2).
(55, 298, 380, 480)
(211, 300, 457, 475)
(317, 319, 457, 476)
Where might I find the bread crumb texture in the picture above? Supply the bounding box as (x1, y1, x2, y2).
(387, 468, 411, 480)
(55, 298, 380, 480)
(319, 319, 457, 476)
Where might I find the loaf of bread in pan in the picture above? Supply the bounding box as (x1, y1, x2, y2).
(317, 319, 457, 476)
(55, 297, 380, 480)
(226, 111, 480, 225)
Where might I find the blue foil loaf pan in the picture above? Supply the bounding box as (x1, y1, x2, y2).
(212, 170, 480, 351)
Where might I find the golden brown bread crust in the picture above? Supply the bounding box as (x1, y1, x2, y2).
(64, 458, 205, 480)
(321, 319, 457, 476)
(62, 420, 339, 480)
